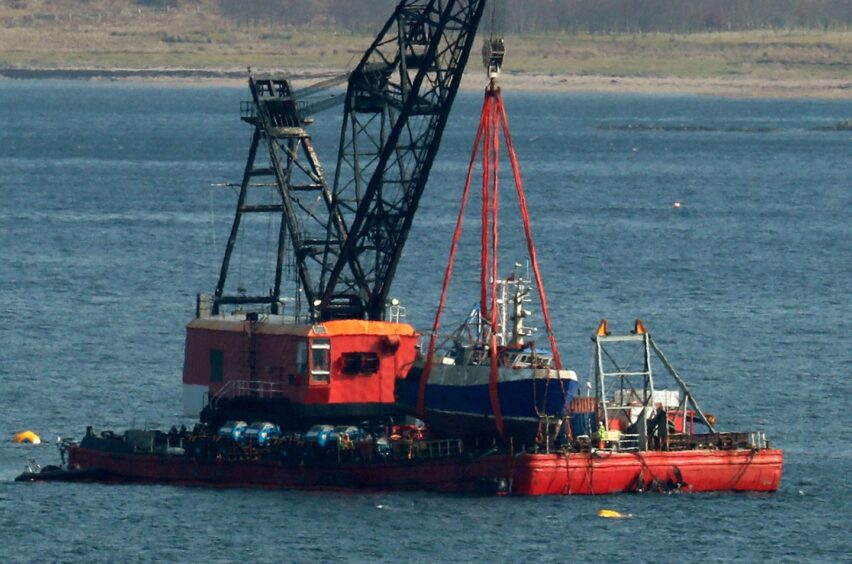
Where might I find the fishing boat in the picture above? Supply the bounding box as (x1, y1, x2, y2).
(396, 268, 578, 443)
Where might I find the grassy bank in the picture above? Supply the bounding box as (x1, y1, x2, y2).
(511, 31, 852, 82)
(0, 3, 849, 95)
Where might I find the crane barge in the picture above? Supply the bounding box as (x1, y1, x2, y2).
(18, 0, 782, 495)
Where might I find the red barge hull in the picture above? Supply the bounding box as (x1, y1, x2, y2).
(67, 446, 782, 495)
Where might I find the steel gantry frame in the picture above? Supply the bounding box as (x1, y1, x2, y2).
(213, 75, 347, 315)
(593, 319, 717, 450)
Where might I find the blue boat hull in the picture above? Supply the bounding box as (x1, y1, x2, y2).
(396, 366, 578, 444)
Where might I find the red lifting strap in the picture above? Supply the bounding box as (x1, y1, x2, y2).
(480, 92, 491, 321)
(416, 86, 563, 439)
(487, 88, 504, 438)
(496, 93, 563, 372)
(416, 92, 492, 420)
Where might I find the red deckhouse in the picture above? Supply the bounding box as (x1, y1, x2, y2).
(183, 315, 419, 426)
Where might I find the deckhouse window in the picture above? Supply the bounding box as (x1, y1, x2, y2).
(296, 341, 308, 373)
(209, 349, 224, 382)
(360, 353, 379, 373)
(310, 339, 331, 383)
(341, 352, 380, 375)
(342, 353, 360, 374)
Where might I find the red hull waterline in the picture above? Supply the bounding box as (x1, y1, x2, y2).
(67, 447, 782, 495)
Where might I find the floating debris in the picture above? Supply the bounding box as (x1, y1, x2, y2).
(809, 120, 852, 132)
(597, 123, 780, 133)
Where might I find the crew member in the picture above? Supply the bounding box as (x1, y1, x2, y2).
(648, 402, 669, 450)
(596, 421, 606, 449)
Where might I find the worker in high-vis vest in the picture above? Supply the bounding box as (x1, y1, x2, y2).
(597, 421, 606, 449)
(608, 416, 622, 445)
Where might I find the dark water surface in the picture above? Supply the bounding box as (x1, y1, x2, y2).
(1, 80, 850, 562)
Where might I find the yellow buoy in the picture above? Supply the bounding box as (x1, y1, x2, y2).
(13, 430, 41, 445)
(597, 509, 626, 519)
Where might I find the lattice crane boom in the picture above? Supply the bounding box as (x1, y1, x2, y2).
(321, 0, 489, 320)
(212, 0, 489, 321)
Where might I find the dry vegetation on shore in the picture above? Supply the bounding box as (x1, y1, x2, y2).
(0, 1, 850, 98)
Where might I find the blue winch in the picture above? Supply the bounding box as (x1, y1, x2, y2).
(218, 421, 248, 443)
(304, 424, 335, 447)
(244, 422, 281, 446)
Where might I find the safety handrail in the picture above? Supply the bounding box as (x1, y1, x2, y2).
(212, 380, 287, 401)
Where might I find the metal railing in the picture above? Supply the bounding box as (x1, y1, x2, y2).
(590, 431, 770, 453)
(240, 100, 314, 121)
(211, 380, 287, 402)
(661, 432, 765, 451)
(394, 439, 464, 460)
(615, 432, 641, 451)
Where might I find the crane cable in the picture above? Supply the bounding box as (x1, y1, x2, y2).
(417, 83, 565, 441)
(497, 92, 563, 374)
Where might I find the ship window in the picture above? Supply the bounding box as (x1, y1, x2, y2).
(209, 349, 224, 382)
(342, 353, 360, 374)
(360, 353, 379, 373)
(296, 341, 308, 373)
(312, 348, 330, 371)
(310, 339, 331, 384)
(341, 352, 379, 375)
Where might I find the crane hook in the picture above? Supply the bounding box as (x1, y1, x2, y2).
(481, 0, 506, 80)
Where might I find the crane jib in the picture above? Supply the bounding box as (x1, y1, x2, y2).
(321, 0, 490, 320)
(212, 0, 489, 322)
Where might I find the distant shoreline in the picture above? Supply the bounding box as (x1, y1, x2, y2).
(2, 67, 851, 100)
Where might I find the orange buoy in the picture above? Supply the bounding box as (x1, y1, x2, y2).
(13, 430, 41, 444)
(597, 509, 628, 519)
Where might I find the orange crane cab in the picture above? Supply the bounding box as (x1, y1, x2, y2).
(183, 313, 419, 428)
